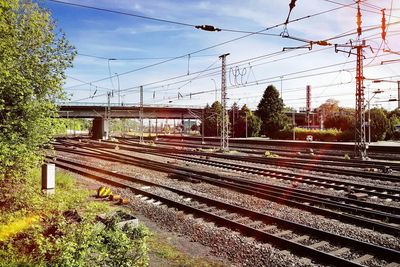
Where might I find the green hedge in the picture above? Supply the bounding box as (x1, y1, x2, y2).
(279, 128, 355, 141)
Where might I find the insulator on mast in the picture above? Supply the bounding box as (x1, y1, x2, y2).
(357, 1, 362, 36)
(381, 9, 386, 41)
(285, 0, 297, 24)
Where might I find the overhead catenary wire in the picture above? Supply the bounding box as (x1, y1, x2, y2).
(71, 31, 396, 101)
(62, 2, 357, 90)
(76, 53, 221, 61)
(321, 0, 400, 19)
(72, 30, 398, 102)
(150, 55, 400, 105)
(67, 16, 400, 93)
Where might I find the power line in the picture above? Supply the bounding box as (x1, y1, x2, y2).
(68, 17, 400, 93)
(47, 0, 196, 27)
(321, 0, 400, 19)
(68, 18, 399, 100)
(63, 2, 356, 90)
(150, 55, 400, 104)
(76, 53, 220, 61)
(71, 30, 397, 100)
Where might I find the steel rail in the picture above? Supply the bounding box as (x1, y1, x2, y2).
(53, 144, 400, 234)
(51, 157, 400, 267)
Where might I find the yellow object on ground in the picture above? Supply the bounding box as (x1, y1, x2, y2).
(0, 215, 40, 242)
(97, 186, 112, 198)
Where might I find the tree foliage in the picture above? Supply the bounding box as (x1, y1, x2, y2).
(256, 85, 289, 137)
(0, 0, 75, 179)
(369, 108, 389, 141)
(231, 104, 261, 137)
(202, 101, 223, 136)
(387, 108, 400, 140)
(317, 99, 339, 118)
(324, 108, 355, 131)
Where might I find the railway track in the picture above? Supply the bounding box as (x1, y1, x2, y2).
(67, 140, 400, 201)
(114, 138, 400, 180)
(53, 141, 400, 236)
(153, 135, 400, 160)
(138, 136, 400, 165)
(50, 156, 400, 267)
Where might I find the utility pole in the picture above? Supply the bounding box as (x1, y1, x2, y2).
(105, 91, 112, 140)
(202, 108, 205, 144)
(245, 112, 248, 138)
(292, 109, 296, 140)
(115, 73, 120, 105)
(334, 0, 368, 159)
(219, 53, 230, 151)
(232, 108, 235, 138)
(139, 86, 144, 144)
(155, 118, 158, 141)
(306, 85, 311, 128)
(398, 81, 400, 109)
(354, 1, 367, 159)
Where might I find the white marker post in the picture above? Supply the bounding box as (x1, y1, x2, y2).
(42, 163, 55, 195)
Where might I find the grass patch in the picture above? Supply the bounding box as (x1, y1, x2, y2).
(149, 235, 223, 267)
(0, 169, 149, 266)
(195, 148, 217, 153)
(264, 151, 279, 158)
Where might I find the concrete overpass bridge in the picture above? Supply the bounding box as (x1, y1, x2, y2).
(57, 103, 204, 139)
(57, 102, 319, 139)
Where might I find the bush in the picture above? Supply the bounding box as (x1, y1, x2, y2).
(0, 169, 150, 267)
(279, 128, 341, 141)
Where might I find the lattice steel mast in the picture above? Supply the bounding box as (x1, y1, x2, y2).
(139, 85, 144, 144)
(354, 1, 367, 159)
(219, 53, 230, 151)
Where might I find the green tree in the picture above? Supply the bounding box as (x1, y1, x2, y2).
(229, 102, 240, 137)
(256, 85, 289, 137)
(324, 108, 355, 131)
(387, 108, 400, 140)
(232, 104, 261, 137)
(369, 108, 389, 141)
(0, 0, 75, 179)
(202, 101, 223, 136)
(317, 99, 339, 119)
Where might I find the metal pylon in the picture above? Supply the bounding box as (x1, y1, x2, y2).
(219, 53, 230, 151)
(139, 85, 144, 144)
(354, 42, 367, 159)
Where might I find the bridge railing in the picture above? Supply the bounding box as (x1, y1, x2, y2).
(56, 102, 203, 109)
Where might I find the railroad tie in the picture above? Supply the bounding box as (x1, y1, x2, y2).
(261, 225, 277, 232)
(290, 235, 309, 243)
(352, 254, 374, 264)
(223, 213, 238, 220)
(235, 217, 250, 224)
(385, 262, 400, 267)
(213, 210, 228, 216)
(247, 221, 263, 228)
(330, 247, 350, 256)
(274, 230, 292, 237)
(309, 241, 329, 249)
(202, 206, 216, 212)
(193, 203, 208, 209)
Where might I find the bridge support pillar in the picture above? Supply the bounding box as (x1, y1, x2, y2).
(155, 118, 158, 140)
(92, 117, 109, 140)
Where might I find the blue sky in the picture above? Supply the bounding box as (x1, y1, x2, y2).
(38, 0, 400, 110)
